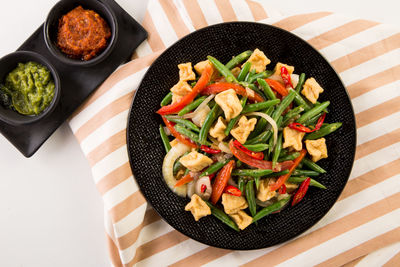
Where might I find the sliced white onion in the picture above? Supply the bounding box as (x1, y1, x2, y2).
(195, 176, 212, 201)
(187, 180, 196, 198)
(163, 126, 171, 136)
(245, 112, 278, 148)
(218, 142, 232, 154)
(182, 94, 215, 119)
(267, 73, 282, 82)
(162, 142, 191, 197)
(291, 74, 299, 88)
(192, 105, 210, 127)
(228, 177, 238, 187)
(256, 199, 274, 207)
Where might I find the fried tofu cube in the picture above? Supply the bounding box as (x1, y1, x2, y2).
(231, 67, 241, 77)
(209, 116, 227, 142)
(192, 105, 210, 127)
(246, 48, 271, 73)
(179, 151, 213, 172)
(221, 193, 248, 214)
(194, 60, 212, 75)
(171, 81, 192, 104)
(178, 62, 196, 81)
(257, 178, 277, 201)
(284, 182, 299, 193)
(185, 194, 211, 221)
(231, 116, 257, 144)
(170, 138, 178, 147)
(305, 138, 328, 162)
(215, 89, 243, 121)
(230, 210, 252, 230)
(283, 127, 305, 151)
(274, 62, 295, 76)
(301, 78, 324, 104)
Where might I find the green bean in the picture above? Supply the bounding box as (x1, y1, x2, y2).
(282, 106, 304, 126)
(208, 56, 238, 83)
(295, 73, 306, 93)
(200, 160, 229, 177)
(245, 130, 272, 145)
(279, 149, 289, 157)
(225, 97, 247, 136)
(298, 161, 304, 169)
(293, 169, 320, 177)
(304, 112, 323, 126)
(272, 132, 283, 169)
(255, 176, 261, 190)
(178, 96, 207, 116)
(246, 180, 257, 217)
(257, 78, 277, 100)
(237, 62, 251, 82)
(225, 50, 252, 70)
(247, 70, 273, 84)
(305, 122, 342, 140)
(297, 101, 330, 124)
(252, 196, 291, 223)
(266, 116, 282, 156)
(175, 124, 211, 146)
(278, 152, 300, 162)
(302, 157, 326, 173)
(160, 92, 173, 106)
(242, 99, 280, 114)
(184, 168, 190, 175)
(199, 104, 220, 145)
(293, 90, 312, 111)
(245, 69, 256, 82)
(236, 160, 243, 168)
(232, 169, 274, 177)
(159, 125, 171, 153)
(206, 202, 239, 232)
(264, 169, 289, 177)
(243, 144, 269, 152)
(173, 152, 189, 175)
(238, 177, 246, 194)
(165, 116, 200, 132)
(248, 106, 274, 139)
(315, 101, 329, 113)
(287, 177, 327, 189)
(272, 89, 296, 121)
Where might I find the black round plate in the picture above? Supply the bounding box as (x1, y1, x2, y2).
(127, 22, 356, 250)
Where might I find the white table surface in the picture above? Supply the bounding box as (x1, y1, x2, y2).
(0, 1, 398, 266)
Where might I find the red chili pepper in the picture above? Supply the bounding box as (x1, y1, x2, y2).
(200, 145, 221, 154)
(201, 184, 207, 193)
(157, 65, 213, 115)
(224, 185, 242, 197)
(292, 177, 311, 206)
(208, 173, 216, 181)
(288, 113, 326, 133)
(233, 140, 264, 160)
(280, 66, 293, 88)
(278, 184, 287, 194)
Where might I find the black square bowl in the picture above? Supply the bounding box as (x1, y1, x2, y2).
(127, 22, 356, 250)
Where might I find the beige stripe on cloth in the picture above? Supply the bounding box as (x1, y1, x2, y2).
(67, 0, 400, 266)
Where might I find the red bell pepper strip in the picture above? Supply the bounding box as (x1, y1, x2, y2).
(265, 79, 288, 97)
(280, 66, 293, 88)
(288, 113, 326, 133)
(278, 184, 287, 194)
(233, 140, 264, 160)
(174, 173, 194, 187)
(201, 82, 264, 103)
(229, 141, 293, 172)
(270, 149, 307, 191)
(200, 145, 221, 154)
(210, 160, 235, 204)
(157, 65, 213, 115)
(162, 116, 197, 148)
(291, 177, 311, 206)
(224, 185, 242, 197)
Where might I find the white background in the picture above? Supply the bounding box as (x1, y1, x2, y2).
(0, 0, 398, 266)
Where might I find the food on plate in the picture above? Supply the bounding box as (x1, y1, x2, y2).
(157, 49, 342, 230)
(56, 6, 111, 61)
(0, 62, 55, 115)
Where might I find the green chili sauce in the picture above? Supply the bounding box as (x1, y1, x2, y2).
(0, 62, 55, 116)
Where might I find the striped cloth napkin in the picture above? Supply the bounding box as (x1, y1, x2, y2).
(68, 0, 400, 266)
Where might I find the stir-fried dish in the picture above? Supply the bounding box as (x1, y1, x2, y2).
(157, 49, 342, 231)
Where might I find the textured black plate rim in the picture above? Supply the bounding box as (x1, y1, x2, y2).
(126, 21, 357, 250)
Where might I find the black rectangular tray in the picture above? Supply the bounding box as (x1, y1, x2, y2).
(0, 0, 147, 157)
